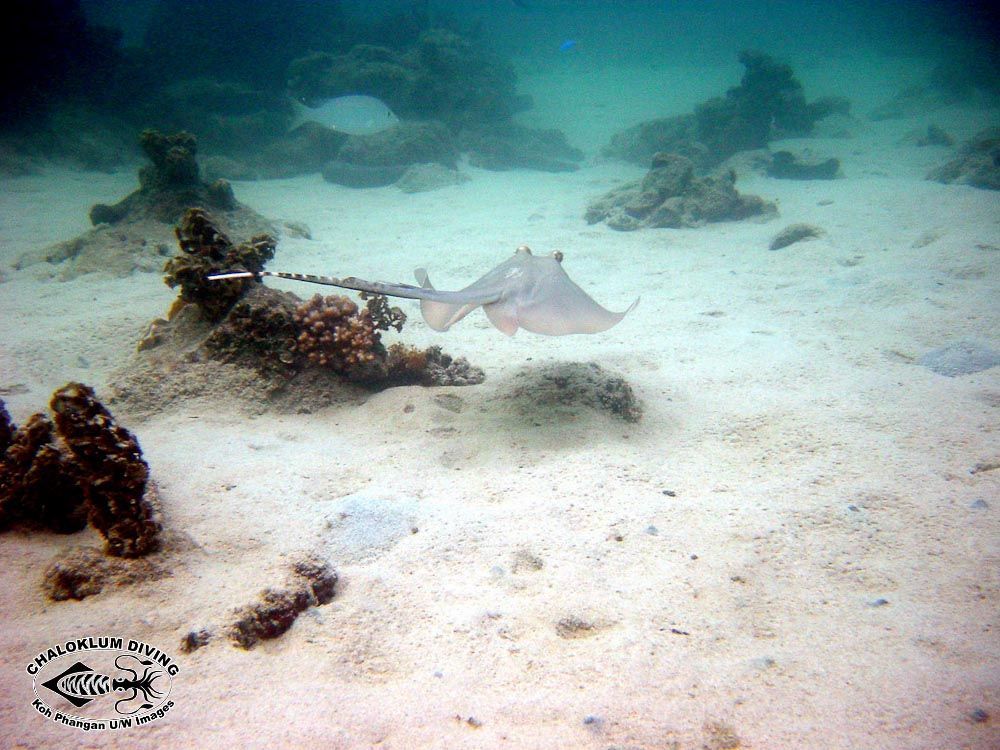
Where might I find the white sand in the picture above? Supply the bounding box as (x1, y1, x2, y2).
(0, 63, 998, 750)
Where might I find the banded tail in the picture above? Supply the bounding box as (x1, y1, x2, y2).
(206, 270, 428, 300)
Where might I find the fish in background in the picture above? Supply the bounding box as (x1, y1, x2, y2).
(559, 39, 578, 52)
(290, 95, 399, 136)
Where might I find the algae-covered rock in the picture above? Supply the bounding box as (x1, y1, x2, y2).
(587, 152, 775, 230)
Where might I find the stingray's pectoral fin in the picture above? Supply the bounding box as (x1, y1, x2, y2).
(414, 268, 480, 332)
(517, 295, 640, 336)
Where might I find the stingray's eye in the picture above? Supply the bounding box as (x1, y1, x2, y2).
(516, 245, 531, 255)
(553, 250, 564, 262)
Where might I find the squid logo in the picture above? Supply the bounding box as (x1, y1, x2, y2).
(27, 637, 178, 731)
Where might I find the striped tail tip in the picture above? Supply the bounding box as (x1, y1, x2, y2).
(207, 271, 258, 281)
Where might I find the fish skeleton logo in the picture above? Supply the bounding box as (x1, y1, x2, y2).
(27, 637, 179, 731)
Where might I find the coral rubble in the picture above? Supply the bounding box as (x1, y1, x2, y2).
(229, 557, 338, 649)
(504, 362, 643, 423)
(586, 152, 775, 231)
(41, 545, 165, 601)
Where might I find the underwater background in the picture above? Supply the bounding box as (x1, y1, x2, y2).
(0, 2, 998, 749)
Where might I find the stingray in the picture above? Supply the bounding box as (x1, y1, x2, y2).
(290, 95, 400, 136)
(209, 246, 638, 336)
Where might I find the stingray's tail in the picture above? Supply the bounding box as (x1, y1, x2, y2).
(207, 270, 351, 286)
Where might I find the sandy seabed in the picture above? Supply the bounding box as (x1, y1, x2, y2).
(0, 63, 998, 750)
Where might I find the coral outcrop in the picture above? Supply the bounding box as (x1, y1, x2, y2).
(1, 385, 161, 558)
(0, 409, 88, 534)
(163, 207, 277, 322)
(50, 383, 161, 557)
(89, 129, 239, 225)
(321, 120, 459, 188)
(14, 130, 273, 279)
(277, 30, 582, 176)
(200, 285, 301, 380)
(585, 152, 775, 231)
(603, 51, 848, 169)
(286, 31, 524, 129)
(459, 123, 584, 172)
(115, 209, 484, 418)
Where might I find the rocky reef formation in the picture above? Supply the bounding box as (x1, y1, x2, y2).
(926, 128, 1000, 191)
(13, 130, 273, 279)
(89, 130, 239, 225)
(0, 3, 579, 181)
(459, 123, 584, 173)
(1, 384, 161, 559)
(586, 152, 775, 231)
(870, 49, 1000, 121)
(287, 31, 527, 130)
(604, 51, 848, 169)
(113, 208, 484, 418)
(276, 30, 580, 178)
(319, 120, 462, 187)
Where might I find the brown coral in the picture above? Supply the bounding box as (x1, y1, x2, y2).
(0, 410, 88, 534)
(293, 293, 382, 372)
(163, 207, 277, 322)
(201, 284, 300, 379)
(0, 400, 13, 454)
(50, 383, 161, 557)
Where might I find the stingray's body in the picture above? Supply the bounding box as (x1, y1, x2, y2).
(209, 246, 637, 336)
